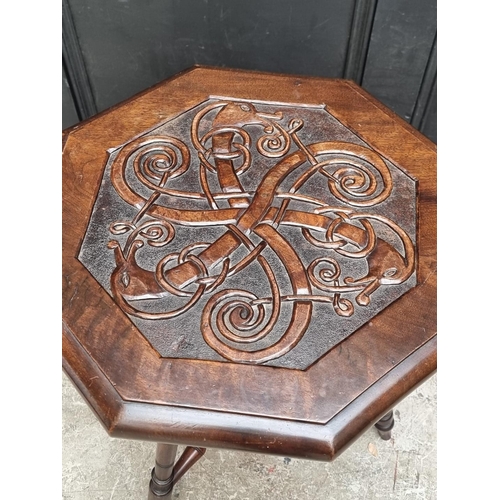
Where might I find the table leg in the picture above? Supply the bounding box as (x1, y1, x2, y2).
(148, 443, 178, 499)
(374, 410, 395, 440)
(148, 444, 207, 499)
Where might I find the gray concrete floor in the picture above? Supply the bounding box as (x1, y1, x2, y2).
(62, 373, 436, 500)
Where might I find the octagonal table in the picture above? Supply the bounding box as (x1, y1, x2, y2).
(62, 66, 437, 499)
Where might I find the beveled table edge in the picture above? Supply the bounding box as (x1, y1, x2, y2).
(63, 321, 435, 461)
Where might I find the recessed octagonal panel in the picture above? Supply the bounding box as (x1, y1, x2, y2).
(78, 97, 417, 369)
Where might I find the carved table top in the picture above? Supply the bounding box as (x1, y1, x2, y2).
(62, 67, 436, 460)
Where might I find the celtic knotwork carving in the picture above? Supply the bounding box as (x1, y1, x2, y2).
(96, 99, 416, 365)
(304, 207, 414, 310)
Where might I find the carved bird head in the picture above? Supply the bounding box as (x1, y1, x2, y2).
(108, 240, 166, 301)
(213, 102, 282, 129)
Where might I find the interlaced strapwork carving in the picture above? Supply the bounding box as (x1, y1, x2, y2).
(93, 100, 415, 365)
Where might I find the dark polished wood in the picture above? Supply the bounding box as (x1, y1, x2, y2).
(170, 447, 207, 490)
(148, 444, 206, 499)
(62, 67, 436, 488)
(149, 444, 177, 499)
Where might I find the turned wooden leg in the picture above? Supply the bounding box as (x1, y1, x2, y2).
(148, 443, 178, 499)
(375, 410, 394, 440)
(148, 444, 206, 499)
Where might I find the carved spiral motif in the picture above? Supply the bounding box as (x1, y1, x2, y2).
(137, 221, 175, 247)
(200, 246, 289, 363)
(317, 149, 392, 207)
(307, 257, 355, 317)
(204, 290, 277, 344)
(256, 123, 291, 158)
(110, 219, 175, 247)
(131, 136, 190, 192)
(308, 257, 342, 290)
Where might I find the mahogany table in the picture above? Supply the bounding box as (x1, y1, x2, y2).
(62, 66, 437, 499)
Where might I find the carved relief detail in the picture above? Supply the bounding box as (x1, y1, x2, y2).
(105, 100, 414, 364)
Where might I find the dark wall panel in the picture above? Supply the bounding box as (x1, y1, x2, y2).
(361, 0, 436, 123)
(420, 79, 437, 143)
(62, 64, 79, 129)
(67, 0, 355, 112)
(62, 0, 437, 143)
